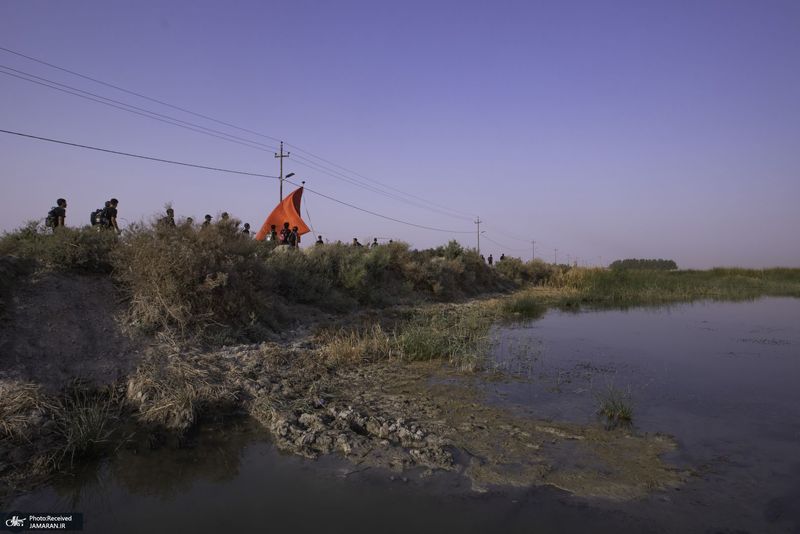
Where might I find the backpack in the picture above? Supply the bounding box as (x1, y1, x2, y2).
(91, 208, 109, 227)
(45, 207, 58, 228)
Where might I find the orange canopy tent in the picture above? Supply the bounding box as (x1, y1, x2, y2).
(255, 186, 311, 241)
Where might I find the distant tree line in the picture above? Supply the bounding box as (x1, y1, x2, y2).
(609, 258, 678, 271)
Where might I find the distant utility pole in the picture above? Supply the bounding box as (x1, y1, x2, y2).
(531, 240, 535, 262)
(475, 217, 482, 255)
(554, 248, 558, 264)
(275, 141, 290, 201)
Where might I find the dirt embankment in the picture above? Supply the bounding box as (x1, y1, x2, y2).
(0, 269, 142, 391)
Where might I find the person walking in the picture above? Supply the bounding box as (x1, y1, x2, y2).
(202, 214, 212, 228)
(102, 198, 120, 233)
(352, 237, 363, 247)
(46, 198, 67, 229)
(267, 224, 278, 241)
(371, 238, 379, 248)
(241, 223, 251, 236)
(488, 254, 493, 266)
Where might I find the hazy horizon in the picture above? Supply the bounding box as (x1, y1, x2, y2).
(1, 0, 798, 269)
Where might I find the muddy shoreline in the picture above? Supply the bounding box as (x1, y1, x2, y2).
(1, 318, 684, 506)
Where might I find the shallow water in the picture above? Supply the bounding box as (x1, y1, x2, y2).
(486, 296, 800, 532)
(6, 297, 800, 533)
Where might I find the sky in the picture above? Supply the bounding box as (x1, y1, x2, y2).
(1, 0, 798, 268)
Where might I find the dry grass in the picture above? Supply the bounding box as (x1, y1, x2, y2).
(125, 344, 240, 432)
(0, 381, 52, 442)
(317, 324, 398, 365)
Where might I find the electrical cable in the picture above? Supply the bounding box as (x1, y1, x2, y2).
(0, 46, 477, 220)
(0, 128, 472, 234)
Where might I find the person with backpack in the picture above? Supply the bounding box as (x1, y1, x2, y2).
(103, 198, 120, 232)
(46, 198, 67, 229)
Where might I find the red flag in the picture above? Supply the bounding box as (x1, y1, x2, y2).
(255, 187, 311, 241)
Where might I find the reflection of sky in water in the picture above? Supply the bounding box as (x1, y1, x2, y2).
(484, 297, 800, 532)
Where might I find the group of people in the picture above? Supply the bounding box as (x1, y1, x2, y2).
(45, 199, 395, 249)
(480, 253, 505, 266)
(350, 237, 383, 248)
(46, 197, 120, 232)
(263, 222, 301, 247)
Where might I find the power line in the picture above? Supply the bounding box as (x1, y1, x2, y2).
(0, 128, 473, 234)
(1, 65, 475, 223)
(0, 128, 279, 179)
(481, 234, 529, 252)
(0, 46, 477, 221)
(0, 45, 285, 143)
(285, 142, 478, 220)
(0, 66, 280, 155)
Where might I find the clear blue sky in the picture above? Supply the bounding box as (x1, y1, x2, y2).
(1, 0, 798, 268)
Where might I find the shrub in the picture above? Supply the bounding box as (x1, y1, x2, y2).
(112, 222, 282, 341)
(495, 257, 557, 286)
(0, 223, 118, 273)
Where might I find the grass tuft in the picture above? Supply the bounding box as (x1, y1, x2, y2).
(596, 385, 633, 427)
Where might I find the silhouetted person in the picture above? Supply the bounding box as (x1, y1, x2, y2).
(242, 223, 251, 236)
(202, 214, 212, 227)
(500, 253, 505, 261)
(279, 222, 291, 245)
(352, 238, 363, 247)
(46, 198, 67, 229)
(488, 254, 493, 266)
(186, 217, 194, 225)
(480, 254, 485, 263)
(220, 212, 230, 221)
(371, 238, 379, 248)
(288, 226, 299, 247)
(315, 235, 324, 246)
(267, 224, 278, 241)
(104, 198, 120, 232)
(160, 207, 176, 228)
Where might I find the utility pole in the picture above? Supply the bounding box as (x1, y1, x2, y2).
(275, 141, 290, 201)
(475, 217, 482, 255)
(554, 248, 558, 265)
(531, 240, 535, 262)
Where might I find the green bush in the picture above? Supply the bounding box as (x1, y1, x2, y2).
(0, 222, 118, 273)
(495, 257, 557, 286)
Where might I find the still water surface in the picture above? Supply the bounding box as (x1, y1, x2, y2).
(9, 297, 800, 533)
